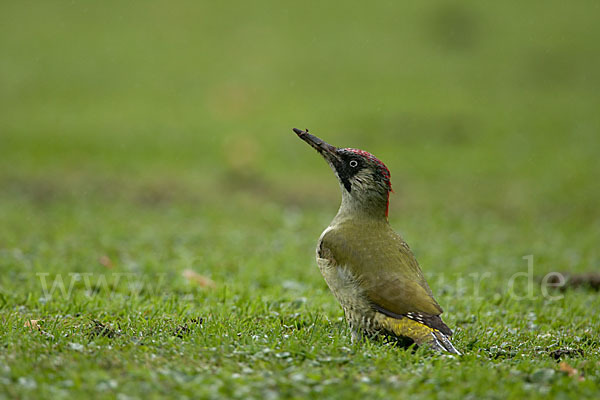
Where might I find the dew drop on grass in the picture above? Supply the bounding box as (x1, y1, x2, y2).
(18, 376, 38, 390)
(68, 342, 84, 351)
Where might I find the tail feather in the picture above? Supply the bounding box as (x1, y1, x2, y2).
(381, 314, 461, 355)
(430, 330, 461, 355)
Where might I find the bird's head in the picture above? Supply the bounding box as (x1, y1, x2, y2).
(294, 128, 392, 219)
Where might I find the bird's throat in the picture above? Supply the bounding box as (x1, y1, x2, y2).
(337, 186, 391, 222)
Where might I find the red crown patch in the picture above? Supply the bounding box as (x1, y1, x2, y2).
(345, 148, 392, 189)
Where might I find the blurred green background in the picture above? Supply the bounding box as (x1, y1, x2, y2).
(2, 1, 600, 398)
(2, 0, 600, 297)
(2, 0, 599, 290)
(2, 1, 599, 206)
(2, 0, 599, 213)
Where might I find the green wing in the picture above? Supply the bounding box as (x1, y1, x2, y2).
(319, 222, 443, 317)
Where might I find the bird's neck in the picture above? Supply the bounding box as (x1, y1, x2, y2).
(334, 187, 390, 222)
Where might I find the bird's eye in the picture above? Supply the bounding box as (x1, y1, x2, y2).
(349, 160, 358, 168)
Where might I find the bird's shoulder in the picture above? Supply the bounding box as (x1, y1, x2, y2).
(318, 220, 419, 273)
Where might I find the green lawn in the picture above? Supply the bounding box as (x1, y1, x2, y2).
(1, 1, 600, 398)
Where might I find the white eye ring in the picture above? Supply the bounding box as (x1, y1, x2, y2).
(349, 160, 358, 168)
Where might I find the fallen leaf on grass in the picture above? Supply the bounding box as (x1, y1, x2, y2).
(182, 269, 216, 288)
(24, 320, 42, 329)
(24, 319, 54, 339)
(559, 361, 585, 382)
(99, 255, 114, 269)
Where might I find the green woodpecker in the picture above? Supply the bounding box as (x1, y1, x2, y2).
(294, 128, 460, 354)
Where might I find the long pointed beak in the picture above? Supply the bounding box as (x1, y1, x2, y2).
(293, 128, 339, 161)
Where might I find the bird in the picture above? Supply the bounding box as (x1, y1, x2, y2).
(293, 127, 460, 354)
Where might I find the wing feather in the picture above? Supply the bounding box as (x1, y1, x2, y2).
(319, 222, 443, 317)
